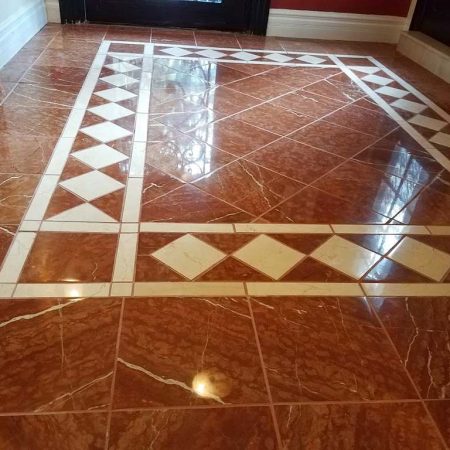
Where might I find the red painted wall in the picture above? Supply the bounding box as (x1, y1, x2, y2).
(270, 0, 412, 17)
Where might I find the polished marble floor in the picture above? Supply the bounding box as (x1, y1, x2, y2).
(0, 24, 449, 449)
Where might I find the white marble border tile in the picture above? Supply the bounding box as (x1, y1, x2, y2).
(13, 283, 111, 298)
(140, 223, 235, 233)
(331, 225, 430, 235)
(247, 282, 364, 296)
(134, 282, 246, 296)
(112, 233, 138, 282)
(362, 283, 450, 296)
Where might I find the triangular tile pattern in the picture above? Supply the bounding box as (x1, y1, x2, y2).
(46, 51, 144, 223)
(349, 65, 450, 161)
(154, 44, 333, 66)
(136, 233, 450, 282)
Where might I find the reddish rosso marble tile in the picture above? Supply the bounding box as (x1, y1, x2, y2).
(189, 117, 278, 157)
(140, 184, 253, 223)
(35, 48, 98, 69)
(235, 103, 314, 136)
(195, 31, 240, 48)
(151, 28, 196, 45)
(108, 407, 276, 450)
(370, 297, 450, 332)
(289, 120, 378, 158)
(427, 400, 450, 447)
(202, 86, 261, 115)
(60, 24, 108, 41)
(113, 297, 268, 407)
(105, 26, 151, 42)
(276, 403, 445, 450)
(0, 413, 107, 450)
(384, 327, 449, 399)
(352, 129, 443, 185)
(226, 75, 294, 101)
(0, 105, 70, 137)
(20, 233, 118, 283)
(194, 159, 303, 216)
(0, 60, 32, 83)
(258, 67, 323, 90)
(219, 62, 278, 76)
(394, 187, 450, 225)
(141, 165, 184, 204)
(246, 138, 344, 184)
(48, 36, 102, 53)
(0, 225, 16, 266)
(237, 35, 284, 51)
(154, 109, 225, 133)
(0, 298, 120, 412)
(262, 186, 388, 224)
(0, 134, 56, 174)
(251, 296, 417, 402)
(145, 127, 235, 182)
(271, 90, 346, 119)
(312, 160, 425, 219)
(198, 256, 271, 281)
(44, 187, 84, 219)
(0, 82, 15, 103)
(0, 174, 40, 223)
(325, 104, 398, 137)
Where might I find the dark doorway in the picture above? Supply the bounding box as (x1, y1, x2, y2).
(411, 0, 450, 46)
(58, 0, 270, 35)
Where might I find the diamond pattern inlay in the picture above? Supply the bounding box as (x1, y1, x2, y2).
(297, 55, 326, 64)
(388, 237, 450, 281)
(311, 236, 381, 279)
(233, 235, 304, 280)
(152, 235, 226, 280)
(72, 144, 128, 169)
(105, 62, 140, 73)
(89, 103, 134, 121)
(95, 87, 137, 102)
(161, 47, 192, 57)
(59, 171, 125, 202)
(100, 73, 139, 87)
(196, 49, 227, 59)
(230, 51, 260, 61)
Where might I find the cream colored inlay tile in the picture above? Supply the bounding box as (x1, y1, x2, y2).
(152, 234, 226, 280)
(311, 235, 381, 279)
(233, 235, 304, 280)
(387, 237, 450, 281)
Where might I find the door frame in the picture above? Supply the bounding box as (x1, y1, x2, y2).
(58, 0, 270, 35)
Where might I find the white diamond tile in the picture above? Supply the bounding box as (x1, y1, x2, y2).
(230, 51, 260, 61)
(60, 171, 124, 201)
(161, 47, 192, 57)
(430, 132, 450, 148)
(81, 122, 132, 143)
(311, 236, 381, 279)
(152, 234, 226, 280)
(100, 73, 139, 87)
(297, 55, 326, 64)
(351, 66, 380, 74)
(361, 74, 393, 86)
(196, 49, 227, 59)
(408, 114, 447, 131)
(264, 53, 294, 63)
(391, 98, 427, 114)
(105, 62, 140, 73)
(233, 235, 304, 280)
(48, 203, 117, 222)
(388, 237, 450, 281)
(72, 144, 128, 169)
(88, 103, 134, 121)
(375, 86, 408, 98)
(95, 87, 137, 102)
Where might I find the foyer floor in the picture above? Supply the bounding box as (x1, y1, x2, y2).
(0, 24, 449, 449)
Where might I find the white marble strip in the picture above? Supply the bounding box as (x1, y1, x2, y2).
(112, 233, 139, 282)
(23, 175, 59, 221)
(19, 221, 41, 232)
(40, 222, 120, 233)
(140, 223, 235, 233)
(121, 177, 144, 222)
(331, 225, 430, 235)
(121, 223, 140, 233)
(129, 142, 146, 177)
(0, 233, 36, 283)
(45, 137, 75, 175)
(362, 283, 450, 296)
(0, 284, 15, 299)
(235, 224, 333, 233)
(247, 282, 364, 297)
(110, 283, 133, 296)
(134, 282, 246, 296)
(330, 55, 450, 172)
(13, 283, 111, 298)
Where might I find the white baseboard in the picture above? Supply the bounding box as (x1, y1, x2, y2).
(267, 9, 406, 44)
(45, 0, 61, 23)
(0, 0, 48, 69)
(398, 31, 450, 83)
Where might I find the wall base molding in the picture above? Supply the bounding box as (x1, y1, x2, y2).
(45, 0, 61, 23)
(398, 31, 450, 83)
(267, 9, 406, 44)
(0, 0, 48, 69)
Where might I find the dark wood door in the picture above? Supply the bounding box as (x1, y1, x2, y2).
(59, 0, 270, 34)
(411, 0, 450, 45)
